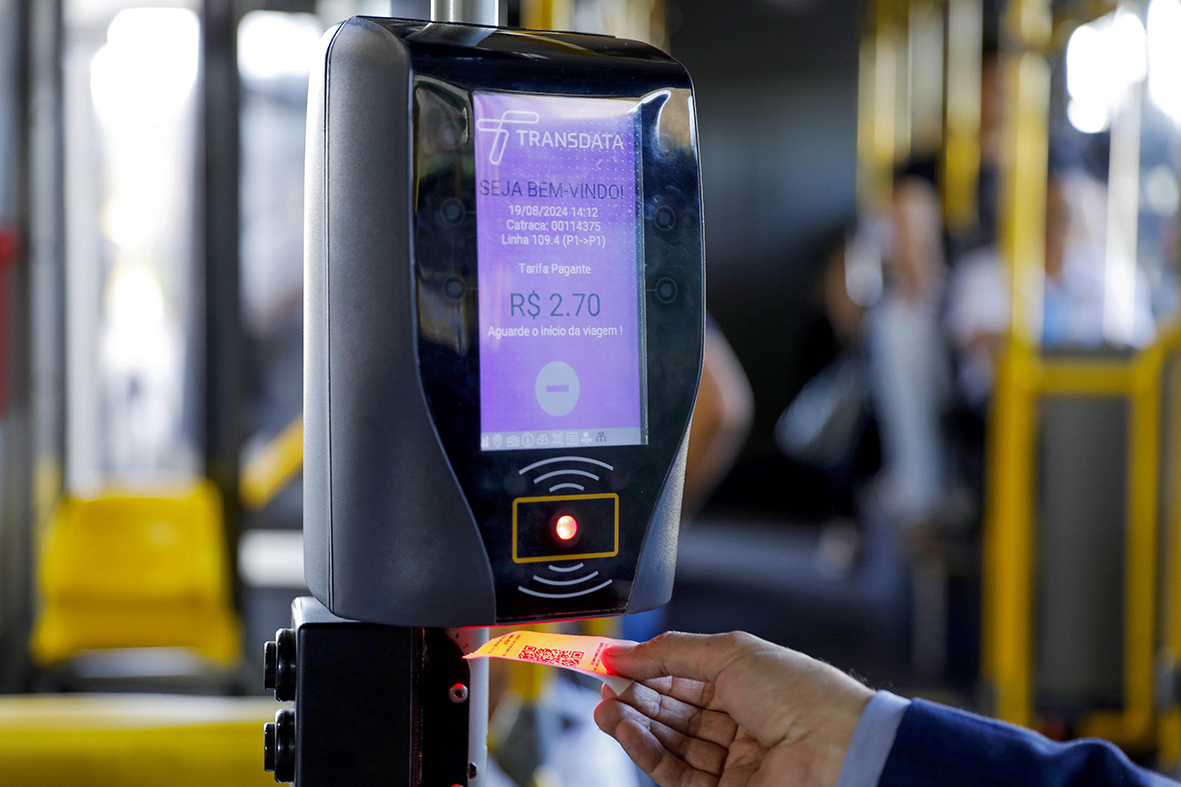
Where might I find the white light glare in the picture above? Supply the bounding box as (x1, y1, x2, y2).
(1148, 0, 1181, 126)
(1065, 10, 1148, 134)
(238, 11, 324, 82)
(106, 261, 165, 332)
(1067, 98, 1111, 134)
(90, 8, 200, 127)
(1144, 164, 1180, 216)
(1113, 10, 1149, 84)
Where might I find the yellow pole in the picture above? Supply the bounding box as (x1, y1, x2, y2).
(1122, 351, 1162, 744)
(1162, 330, 1181, 763)
(857, 33, 885, 210)
(983, 0, 1051, 728)
(998, 39, 1050, 347)
(892, 0, 912, 160)
(857, 0, 901, 212)
(907, 0, 944, 157)
(943, 0, 982, 230)
(520, 0, 572, 31)
(876, 0, 903, 168)
(985, 350, 1040, 727)
(648, 0, 668, 50)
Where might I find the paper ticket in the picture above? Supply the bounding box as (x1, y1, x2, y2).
(463, 630, 636, 695)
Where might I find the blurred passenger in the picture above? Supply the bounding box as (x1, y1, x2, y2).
(774, 225, 883, 575)
(776, 176, 954, 553)
(682, 323, 754, 520)
(946, 171, 1155, 410)
(866, 174, 953, 528)
(774, 172, 955, 575)
(1149, 208, 1181, 321)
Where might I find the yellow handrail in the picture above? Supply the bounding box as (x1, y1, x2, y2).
(986, 322, 1181, 749)
(0, 695, 280, 787)
(240, 416, 303, 512)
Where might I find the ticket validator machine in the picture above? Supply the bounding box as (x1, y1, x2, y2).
(263, 12, 703, 785)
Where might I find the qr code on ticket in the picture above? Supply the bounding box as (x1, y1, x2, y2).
(520, 645, 583, 668)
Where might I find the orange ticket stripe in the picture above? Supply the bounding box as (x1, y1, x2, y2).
(463, 630, 635, 693)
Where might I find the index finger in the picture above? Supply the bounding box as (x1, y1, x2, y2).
(604, 631, 766, 685)
(641, 676, 723, 711)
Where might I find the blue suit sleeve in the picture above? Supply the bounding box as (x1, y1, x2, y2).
(880, 699, 1178, 787)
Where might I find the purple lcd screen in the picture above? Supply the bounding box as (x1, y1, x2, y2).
(474, 92, 646, 452)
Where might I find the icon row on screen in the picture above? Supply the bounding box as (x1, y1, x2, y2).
(481, 430, 608, 450)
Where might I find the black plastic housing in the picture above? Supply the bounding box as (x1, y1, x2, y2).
(264, 598, 470, 786)
(304, 17, 704, 626)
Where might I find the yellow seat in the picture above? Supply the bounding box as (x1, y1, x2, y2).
(31, 480, 240, 666)
(0, 694, 278, 787)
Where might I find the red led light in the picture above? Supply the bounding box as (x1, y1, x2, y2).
(555, 515, 578, 541)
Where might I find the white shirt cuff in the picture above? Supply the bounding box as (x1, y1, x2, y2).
(834, 690, 911, 787)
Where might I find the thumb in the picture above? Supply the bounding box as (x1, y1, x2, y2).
(604, 631, 762, 684)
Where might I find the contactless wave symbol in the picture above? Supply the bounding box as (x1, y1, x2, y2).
(517, 455, 618, 597)
(475, 110, 539, 165)
(518, 456, 613, 494)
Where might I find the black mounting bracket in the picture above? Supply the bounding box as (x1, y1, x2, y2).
(263, 597, 473, 785)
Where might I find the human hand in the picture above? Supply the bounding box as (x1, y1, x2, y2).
(594, 631, 874, 787)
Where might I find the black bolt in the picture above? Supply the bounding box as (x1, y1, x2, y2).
(263, 640, 277, 691)
(263, 721, 276, 772)
(437, 198, 465, 227)
(655, 277, 677, 304)
(444, 277, 465, 301)
(264, 709, 296, 783)
(437, 118, 466, 150)
(264, 629, 297, 701)
(654, 205, 676, 232)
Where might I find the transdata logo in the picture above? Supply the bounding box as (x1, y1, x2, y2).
(475, 110, 539, 165)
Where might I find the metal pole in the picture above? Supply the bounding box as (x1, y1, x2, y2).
(430, 0, 501, 26)
(202, 0, 243, 606)
(1102, 11, 1144, 348)
(0, 0, 36, 693)
(450, 626, 489, 787)
(28, 0, 65, 535)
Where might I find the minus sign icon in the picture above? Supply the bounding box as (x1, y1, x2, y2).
(546, 385, 570, 393)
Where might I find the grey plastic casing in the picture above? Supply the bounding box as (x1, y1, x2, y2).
(303, 17, 703, 627)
